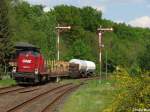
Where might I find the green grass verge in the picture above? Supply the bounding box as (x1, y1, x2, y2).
(61, 79, 124, 112)
(60, 78, 85, 85)
(0, 78, 16, 87)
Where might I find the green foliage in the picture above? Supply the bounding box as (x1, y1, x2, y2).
(54, 5, 82, 26)
(61, 80, 119, 112)
(116, 78, 150, 111)
(104, 69, 150, 112)
(3, 1, 150, 75)
(0, 78, 16, 87)
(10, 1, 57, 59)
(139, 44, 150, 71)
(80, 6, 102, 31)
(106, 24, 145, 69)
(70, 39, 90, 59)
(0, 0, 13, 78)
(53, 5, 100, 63)
(62, 69, 150, 112)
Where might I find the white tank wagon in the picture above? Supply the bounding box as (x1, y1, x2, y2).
(69, 59, 96, 77)
(69, 59, 87, 72)
(84, 61, 96, 74)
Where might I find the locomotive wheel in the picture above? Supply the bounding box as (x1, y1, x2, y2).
(39, 75, 48, 83)
(45, 75, 49, 82)
(81, 73, 87, 78)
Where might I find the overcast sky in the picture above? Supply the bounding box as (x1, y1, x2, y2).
(25, 0, 150, 28)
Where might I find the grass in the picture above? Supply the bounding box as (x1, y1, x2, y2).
(60, 78, 85, 85)
(61, 79, 124, 112)
(0, 77, 16, 87)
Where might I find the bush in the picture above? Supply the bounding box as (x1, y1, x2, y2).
(0, 64, 4, 80)
(104, 68, 150, 112)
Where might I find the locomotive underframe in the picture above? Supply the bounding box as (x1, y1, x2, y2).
(12, 72, 41, 84)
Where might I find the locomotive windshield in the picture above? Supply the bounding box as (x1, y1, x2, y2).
(14, 42, 40, 57)
(20, 50, 40, 56)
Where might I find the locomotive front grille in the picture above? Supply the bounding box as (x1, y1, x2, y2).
(14, 72, 35, 78)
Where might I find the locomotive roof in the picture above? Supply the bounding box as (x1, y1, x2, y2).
(15, 42, 39, 50)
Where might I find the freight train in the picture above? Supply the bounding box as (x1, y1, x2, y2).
(11, 42, 96, 84)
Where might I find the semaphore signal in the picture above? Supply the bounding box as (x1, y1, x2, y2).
(97, 26, 113, 83)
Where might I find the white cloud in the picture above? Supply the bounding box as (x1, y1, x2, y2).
(43, 7, 50, 12)
(128, 16, 150, 28)
(91, 4, 106, 12)
(115, 20, 124, 24)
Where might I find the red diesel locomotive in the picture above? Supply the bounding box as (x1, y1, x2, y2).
(12, 42, 48, 84)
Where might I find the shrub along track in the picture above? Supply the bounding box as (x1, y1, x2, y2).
(0, 77, 98, 112)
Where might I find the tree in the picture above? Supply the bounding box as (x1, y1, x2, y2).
(0, 0, 13, 79)
(11, 2, 57, 59)
(139, 44, 150, 71)
(80, 7, 102, 31)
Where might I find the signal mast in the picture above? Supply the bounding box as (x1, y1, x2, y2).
(97, 26, 113, 83)
(55, 24, 71, 82)
(56, 24, 71, 61)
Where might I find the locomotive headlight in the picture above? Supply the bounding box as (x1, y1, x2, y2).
(12, 67, 16, 73)
(35, 68, 39, 74)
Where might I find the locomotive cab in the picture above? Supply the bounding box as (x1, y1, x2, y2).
(12, 42, 46, 84)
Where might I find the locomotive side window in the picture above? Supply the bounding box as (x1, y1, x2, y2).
(32, 51, 39, 56)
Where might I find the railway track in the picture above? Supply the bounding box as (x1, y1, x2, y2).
(0, 82, 53, 96)
(0, 85, 19, 91)
(0, 85, 44, 96)
(0, 86, 26, 96)
(42, 83, 82, 112)
(0, 77, 98, 112)
(6, 83, 73, 112)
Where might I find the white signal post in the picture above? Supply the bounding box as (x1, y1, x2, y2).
(56, 24, 71, 61)
(55, 24, 71, 82)
(97, 27, 113, 83)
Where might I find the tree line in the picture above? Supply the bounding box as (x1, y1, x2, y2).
(0, 0, 149, 77)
